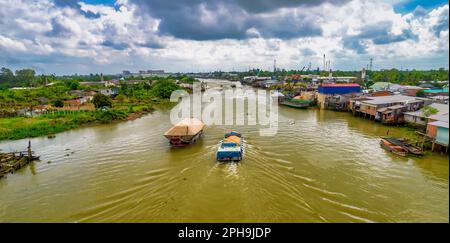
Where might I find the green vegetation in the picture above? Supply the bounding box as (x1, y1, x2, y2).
(0, 110, 135, 140)
(178, 76, 197, 84)
(150, 79, 180, 98)
(422, 105, 439, 117)
(0, 68, 184, 141)
(238, 68, 448, 86)
(416, 89, 426, 97)
(92, 93, 113, 108)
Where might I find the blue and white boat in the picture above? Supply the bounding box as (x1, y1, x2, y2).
(216, 131, 244, 162)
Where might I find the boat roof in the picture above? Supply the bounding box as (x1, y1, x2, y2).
(164, 118, 205, 136)
(218, 146, 241, 152)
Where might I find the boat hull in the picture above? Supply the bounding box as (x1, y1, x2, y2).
(380, 139, 408, 156)
(280, 98, 312, 109)
(380, 137, 423, 156)
(165, 131, 203, 147)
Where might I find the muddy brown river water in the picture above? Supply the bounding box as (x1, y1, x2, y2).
(0, 81, 448, 222)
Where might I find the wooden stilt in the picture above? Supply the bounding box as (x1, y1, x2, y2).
(27, 140, 32, 162)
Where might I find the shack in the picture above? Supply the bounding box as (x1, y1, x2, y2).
(376, 104, 407, 124)
(350, 95, 427, 120)
(426, 114, 449, 152)
(404, 103, 449, 127)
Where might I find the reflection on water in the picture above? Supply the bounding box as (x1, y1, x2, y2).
(0, 96, 448, 222)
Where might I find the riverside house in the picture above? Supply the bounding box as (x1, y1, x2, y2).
(404, 103, 449, 126)
(426, 113, 449, 152)
(349, 95, 429, 124)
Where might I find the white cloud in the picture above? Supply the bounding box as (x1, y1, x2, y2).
(0, 0, 448, 74)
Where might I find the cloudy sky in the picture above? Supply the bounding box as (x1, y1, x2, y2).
(0, 0, 448, 75)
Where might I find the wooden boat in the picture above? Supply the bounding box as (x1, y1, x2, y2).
(380, 138, 408, 156)
(216, 131, 244, 162)
(1, 142, 40, 178)
(280, 97, 312, 108)
(164, 118, 205, 147)
(381, 137, 424, 156)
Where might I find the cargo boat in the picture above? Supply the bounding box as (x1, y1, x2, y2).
(164, 118, 205, 147)
(216, 131, 244, 162)
(280, 97, 312, 109)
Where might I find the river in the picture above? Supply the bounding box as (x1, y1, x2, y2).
(0, 80, 448, 222)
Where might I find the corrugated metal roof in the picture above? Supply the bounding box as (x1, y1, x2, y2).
(429, 113, 449, 122)
(405, 103, 449, 118)
(361, 95, 419, 105)
(388, 104, 406, 109)
(428, 120, 449, 128)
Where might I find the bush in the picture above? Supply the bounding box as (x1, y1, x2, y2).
(99, 110, 128, 123)
(92, 93, 112, 108)
(416, 90, 425, 97)
(422, 105, 439, 117)
(53, 99, 64, 107)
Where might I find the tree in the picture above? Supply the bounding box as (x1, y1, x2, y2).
(92, 93, 112, 108)
(15, 69, 36, 86)
(0, 67, 14, 81)
(365, 80, 374, 87)
(422, 105, 439, 117)
(65, 80, 80, 90)
(53, 99, 64, 108)
(150, 80, 180, 99)
(416, 89, 425, 97)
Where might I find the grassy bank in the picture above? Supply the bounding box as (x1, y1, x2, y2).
(0, 76, 185, 141)
(0, 105, 153, 141)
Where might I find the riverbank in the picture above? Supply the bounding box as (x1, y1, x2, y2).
(0, 103, 154, 141)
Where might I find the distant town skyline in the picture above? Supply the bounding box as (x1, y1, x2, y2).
(0, 0, 448, 75)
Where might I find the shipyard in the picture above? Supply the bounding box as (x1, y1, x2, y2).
(0, 0, 448, 226)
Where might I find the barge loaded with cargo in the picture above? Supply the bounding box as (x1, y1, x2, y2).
(164, 118, 206, 147)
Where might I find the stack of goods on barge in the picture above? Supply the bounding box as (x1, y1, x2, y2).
(216, 131, 244, 162)
(164, 118, 206, 147)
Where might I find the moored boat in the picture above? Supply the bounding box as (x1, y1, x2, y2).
(280, 97, 312, 108)
(380, 137, 424, 156)
(216, 131, 244, 162)
(164, 118, 205, 147)
(379, 137, 408, 156)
